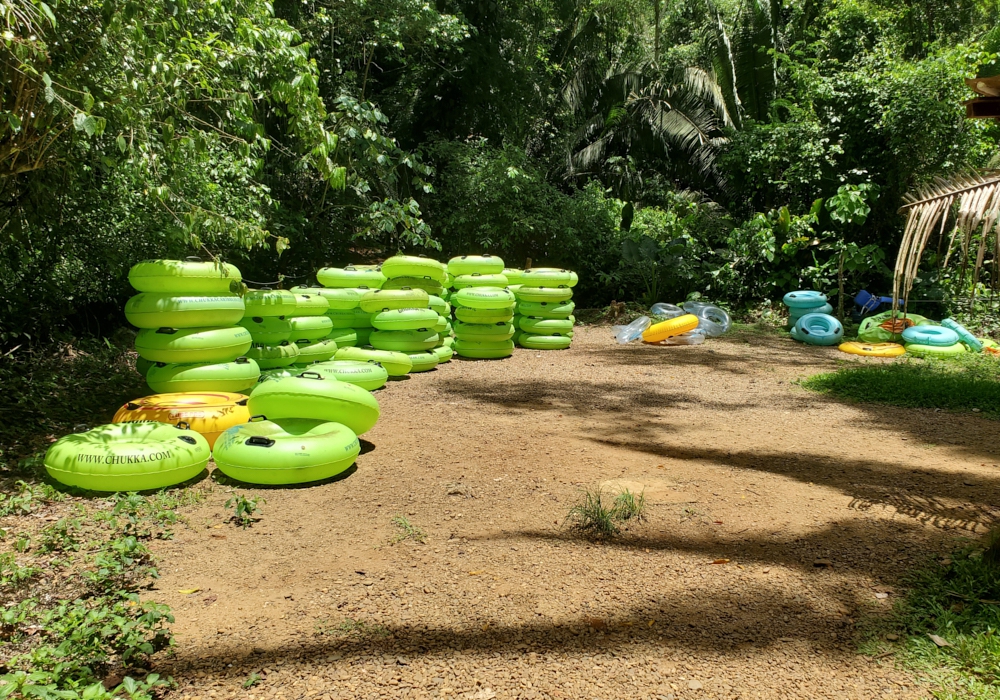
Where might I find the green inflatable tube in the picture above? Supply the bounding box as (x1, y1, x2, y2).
(353, 327, 374, 347)
(147, 357, 260, 393)
(370, 328, 439, 351)
(941, 318, 983, 352)
(213, 417, 360, 485)
(519, 316, 574, 334)
(45, 422, 210, 491)
(447, 254, 505, 276)
(290, 286, 361, 310)
(380, 255, 447, 282)
(129, 259, 242, 295)
(239, 316, 292, 345)
(427, 295, 450, 316)
(455, 306, 514, 323)
(904, 342, 968, 359)
(288, 315, 334, 341)
(246, 342, 299, 369)
(442, 336, 455, 348)
(454, 339, 514, 359)
(308, 360, 389, 390)
(373, 308, 439, 331)
(335, 346, 412, 376)
(252, 367, 295, 391)
(452, 273, 509, 289)
(135, 326, 252, 364)
(125, 293, 245, 329)
(432, 315, 450, 334)
(503, 268, 524, 285)
(135, 357, 155, 377)
(454, 287, 516, 310)
(293, 339, 338, 364)
(514, 286, 573, 303)
(247, 371, 380, 434)
(518, 333, 572, 350)
(519, 268, 575, 287)
(453, 320, 515, 342)
(359, 288, 430, 313)
(316, 265, 386, 289)
(293, 293, 330, 316)
(325, 328, 358, 348)
(515, 300, 575, 317)
(326, 307, 374, 329)
(432, 345, 454, 363)
(244, 289, 298, 317)
(382, 276, 445, 295)
(407, 350, 440, 373)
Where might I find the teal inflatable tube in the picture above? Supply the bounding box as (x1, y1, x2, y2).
(941, 318, 982, 351)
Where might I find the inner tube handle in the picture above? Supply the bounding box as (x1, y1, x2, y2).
(156, 327, 178, 335)
(245, 436, 276, 448)
(175, 421, 191, 430)
(299, 371, 323, 380)
(249, 415, 268, 422)
(236, 398, 249, 406)
(185, 255, 203, 261)
(125, 402, 141, 410)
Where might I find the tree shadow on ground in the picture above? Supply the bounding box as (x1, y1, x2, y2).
(584, 437, 1000, 533)
(171, 575, 869, 677)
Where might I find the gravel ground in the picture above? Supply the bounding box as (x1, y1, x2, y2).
(148, 324, 1000, 699)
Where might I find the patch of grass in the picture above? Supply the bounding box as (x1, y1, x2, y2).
(390, 515, 426, 544)
(316, 616, 390, 638)
(225, 494, 264, 528)
(860, 540, 1000, 698)
(565, 486, 647, 538)
(614, 489, 647, 522)
(242, 672, 263, 689)
(802, 354, 1000, 418)
(0, 489, 177, 699)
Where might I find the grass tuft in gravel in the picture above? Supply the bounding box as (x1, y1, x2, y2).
(565, 486, 647, 538)
(802, 354, 1000, 418)
(390, 514, 426, 544)
(860, 542, 1000, 698)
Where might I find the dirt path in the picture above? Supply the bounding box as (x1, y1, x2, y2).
(150, 324, 1000, 700)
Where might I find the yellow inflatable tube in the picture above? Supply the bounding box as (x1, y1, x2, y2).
(642, 314, 699, 343)
(838, 341, 906, 358)
(112, 392, 250, 449)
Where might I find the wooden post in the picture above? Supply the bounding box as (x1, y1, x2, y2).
(837, 248, 846, 321)
(525, 257, 532, 270)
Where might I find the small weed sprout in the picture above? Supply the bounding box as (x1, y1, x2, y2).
(614, 488, 647, 522)
(565, 486, 648, 538)
(226, 494, 264, 529)
(37, 518, 81, 553)
(243, 672, 262, 689)
(390, 515, 426, 544)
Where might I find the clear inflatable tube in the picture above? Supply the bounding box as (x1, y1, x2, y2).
(657, 329, 706, 345)
(651, 302, 684, 319)
(682, 302, 731, 337)
(616, 316, 650, 344)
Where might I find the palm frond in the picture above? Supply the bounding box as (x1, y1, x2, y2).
(705, 0, 743, 129)
(894, 171, 1000, 307)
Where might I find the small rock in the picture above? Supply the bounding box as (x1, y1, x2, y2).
(875, 592, 889, 599)
(928, 633, 952, 647)
(813, 559, 833, 568)
(688, 679, 703, 690)
(886, 634, 899, 641)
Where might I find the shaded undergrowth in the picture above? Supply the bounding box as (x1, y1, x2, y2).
(861, 540, 1000, 699)
(0, 333, 146, 475)
(802, 355, 1000, 419)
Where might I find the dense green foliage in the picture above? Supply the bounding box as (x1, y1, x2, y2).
(2, 0, 1000, 341)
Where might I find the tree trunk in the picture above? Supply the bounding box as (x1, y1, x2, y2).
(653, 0, 661, 64)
